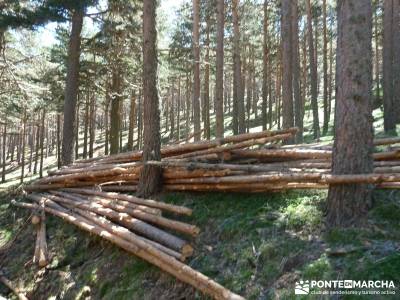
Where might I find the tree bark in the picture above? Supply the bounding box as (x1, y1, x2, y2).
(110, 67, 121, 155)
(382, 0, 399, 133)
(128, 91, 136, 151)
(374, 2, 381, 107)
(39, 109, 46, 178)
(262, 0, 269, 131)
(281, 0, 294, 144)
(89, 94, 96, 158)
(57, 113, 62, 169)
(322, 0, 329, 135)
(203, 16, 211, 140)
(306, 0, 320, 139)
(192, 0, 201, 141)
(326, 0, 373, 227)
(215, 0, 224, 138)
(20, 109, 26, 183)
(104, 91, 110, 155)
(137, 0, 162, 197)
(75, 100, 80, 159)
(61, 7, 84, 166)
(2, 123, 6, 182)
(291, 1, 302, 143)
(232, 0, 245, 134)
(83, 94, 89, 159)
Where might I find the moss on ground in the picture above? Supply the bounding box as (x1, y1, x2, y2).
(0, 188, 399, 299)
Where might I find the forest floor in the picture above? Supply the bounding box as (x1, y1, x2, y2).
(1, 107, 400, 299)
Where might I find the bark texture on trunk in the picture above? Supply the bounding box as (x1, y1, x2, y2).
(322, 0, 329, 135)
(326, 0, 373, 227)
(62, 7, 84, 166)
(383, 0, 400, 131)
(192, 0, 201, 141)
(306, 0, 320, 140)
(110, 68, 121, 155)
(232, 0, 245, 134)
(137, 0, 162, 197)
(128, 91, 136, 151)
(291, 1, 302, 143)
(281, 0, 294, 143)
(262, 0, 269, 131)
(215, 0, 224, 138)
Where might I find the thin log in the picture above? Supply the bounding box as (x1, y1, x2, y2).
(48, 162, 141, 176)
(51, 190, 161, 215)
(63, 188, 192, 216)
(0, 272, 28, 300)
(100, 185, 138, 192)
(27, 194, 192, 256)
(373, 137, 400, 146)
(70, 207, 184, 261)
(36, 166, 137, 184)
(169, 133, 294, 159)
(11, 199, 244, 300)
(49, 191, 199, 237)
(231, 148, 332, 160)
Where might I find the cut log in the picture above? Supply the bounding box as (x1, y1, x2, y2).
(373, 137, 400, 146)
(48, 162, 141, 176)
(32, 199, 48, 268)
(165, 182, 327, 192)
(70, 207, 184, 261)
(51, 190, 161, 215)
(231, 148, 332, 160)
(48, 191, 199, 237)
(0, 272, 28, 300)
(169, 133, 295, 159)
(11, 200, 244, 300)
(35, 166, 137, 184)
(27, 194, 192, 255)
(63, 188, 193, 216)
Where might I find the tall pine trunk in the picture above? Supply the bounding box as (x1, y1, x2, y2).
(281, 0, 294, 143)
(232, 0, 245, 134)
(291, 1, 302, 143)
(1, 123, 6, 182)
(89, 95, 96, 158)
(137, 0, 162, 197)
(20, 109, 26, 183)
(262, 0, 269, 131)
(203, 17, 211, 140)
(127, 91, 136, 151)
(39, 109, 46, 178)
(326, 0, 373, 227)
(215, 0, 224, 138)
(110, 68, 121, 154)
(192, 0, 201, 141)
(322, 0, 329, 135)
(61, 7, 84, 166)
(382, 0, 399, 133)
(306, 0, 320, 139)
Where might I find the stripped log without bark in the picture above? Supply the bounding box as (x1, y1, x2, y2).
(0, 271, 28, 300)
(26, 193, 194, 256)
(11, 199, 244, 300)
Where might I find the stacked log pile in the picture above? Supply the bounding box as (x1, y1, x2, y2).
(24, 127, 400, 193)
(14, 128, 400, 299)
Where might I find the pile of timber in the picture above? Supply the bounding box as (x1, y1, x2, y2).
(24, 127, 400, 193)
(13, 190, 244, 299)
(16, 128, 400, 299)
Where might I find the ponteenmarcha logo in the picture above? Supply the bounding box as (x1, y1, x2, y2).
(295, 280, 310, 295)
(294, 280, 396, 296)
